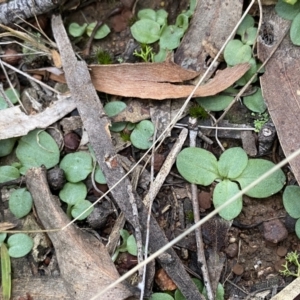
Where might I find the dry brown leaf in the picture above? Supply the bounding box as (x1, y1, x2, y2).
(32, 62, 250, 100)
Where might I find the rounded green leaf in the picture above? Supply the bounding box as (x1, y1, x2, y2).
(243, 88, 266, 113)
(295, 218, 300, 239)
(86, 22, 110, 39)
(130, 19, 161, 44)
(7, 233, 33, 258)
(71, 199, 94, 220)
(0, 233, 7, 244)
(156, 9, 168, 26)
(138, 9, 157, 21)
(94, 165, 106, 184)
(176, 13, 189, 32)
(236, 159, 286, 198)
(154, 48, 168, 62)
(9, 188, 32, 219)
(237, 14, 255, 36)
(203, 282, 224, 300)
(217, 147, 248, 179)
(127, 234, 137, 256)
(290, 12, 300, 45)
(104, 101, 127, 117)
(159, 25, 185, 50)
(242, 27, 258, 45)
(16, 129, 60, 175)
(0, 88, 20, 109)
(236, 58, 258, 86)
(224, 40, 252, 66)
(59, 182, 87, 205)
(130, 120, 154, 150)
(150, 293, 174, 300)
(283, 185, 300, 218)
(176, 147, 219, 186)
(0, 138, 17, 157)
(0, 166, 20, 183)
(213, 180, 243, 220)
(196, 95, 233, 111)
(275, 0, 300, 20)
(68, 22, 87, 37)
(59, 152, 93, 183)
(110, 122, 127, 132)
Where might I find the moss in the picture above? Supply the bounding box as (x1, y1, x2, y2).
(96, 49, 112, 65)
(189, 104, 209, 119)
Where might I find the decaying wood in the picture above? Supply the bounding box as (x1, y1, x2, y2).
(0, 95, 77, 140)
(271, 276, 300, 300)
(43, 62, 249, 100)
(51, 13, 203, 300)
(0, 0, 57, 24)
(174, 0, 243, 75)
(26, 167, 136, 299)
(257, 7, 300, 184)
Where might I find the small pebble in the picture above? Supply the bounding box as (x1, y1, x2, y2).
(225, 243, 238, 258)
(263, 219, 288, 243)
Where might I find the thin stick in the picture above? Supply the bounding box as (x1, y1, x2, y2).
(189, 117, 214, 300)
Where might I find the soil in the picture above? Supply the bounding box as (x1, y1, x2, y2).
(1, 0, 300, 299)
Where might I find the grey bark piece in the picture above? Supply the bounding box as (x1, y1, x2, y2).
(51, 14, 202, 300)
(26, 167, 135, 300)
(175, 0, 242, 75)
(0, 0, 57, 24)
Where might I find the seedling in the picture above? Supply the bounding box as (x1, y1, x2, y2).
(68, 22, 110, 40)
(0, 233, 34, 300)
(133, 44, 155, 62)
(283, 185, 300, 238)
(176, 147, 285, 220)
(280, 251, 300, 277)
(275, 0, 300, 45)
(252, 112, 269, 132)
(112, 229, 137, 261)
(130, 0, 196, 62)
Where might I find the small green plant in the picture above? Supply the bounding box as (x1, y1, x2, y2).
(176, 147, 286, 220)
(133, 44, 155, 62)
(188, 105, 209, 119)
(96, 49, 112, 64)
(280, 251, 300, 277)
(111, 229, 137, 261)
(130, 0, 196, 62)
(68, 22, 110, 40)
(282, 185, 300, 238)
(252, 112, 269, 132)
(275, 0, 300, 45)
(0, 233, 34, 300)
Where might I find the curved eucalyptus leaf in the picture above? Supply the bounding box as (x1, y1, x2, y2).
(196, 95, 233, 111)
(0, 166, 20, 183)
(217, 147, 248, 179)
(104, 101, 127, 117)
(7, 233, 33, 258)
(59, 152, 93, 183)
(243, 88, 266, 113)
(130, 19, 161, 44)
(130, 120, 154, 150)
(236, 159, 286, 198)
(71, 199, 94, 220)
(275, 0, 300, 20)
(213, 180, 243, 220)
(0, 138, 17, 157)
(290, 12, 300, 45)
(224, 40, 252, 66)
(283, 185, 300, 218)
(176, 147, 219, 186)
(16, 129, 60, 175)
(68, 22, 87, 37)
(9, 188, 32, 219)
(59, 182, 87, 206)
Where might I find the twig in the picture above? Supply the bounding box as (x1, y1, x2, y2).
(188, 117, 214, 300)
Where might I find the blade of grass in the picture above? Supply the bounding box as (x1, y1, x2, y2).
(1, 243, 11, 300)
